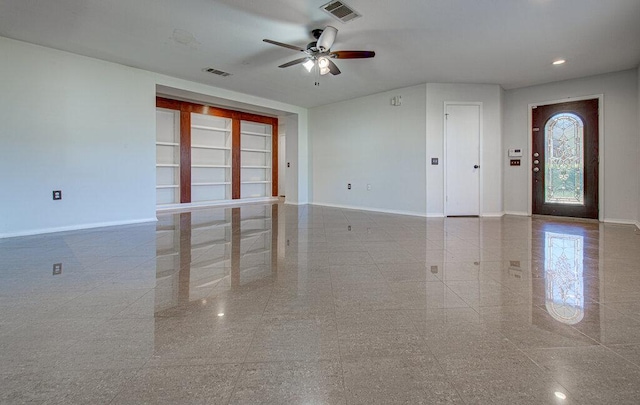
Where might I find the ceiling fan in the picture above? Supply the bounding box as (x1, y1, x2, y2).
(263, 26, 375, 76)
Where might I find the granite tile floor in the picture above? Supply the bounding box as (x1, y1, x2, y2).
(2, 203, 640, 404)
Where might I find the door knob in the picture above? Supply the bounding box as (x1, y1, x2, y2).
(473, 165, 479, 169)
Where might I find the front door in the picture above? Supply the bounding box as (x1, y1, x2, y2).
(532, 99, 599, 219)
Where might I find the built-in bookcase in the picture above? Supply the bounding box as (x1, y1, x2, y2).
(190, 113, 232, 202)
(241, 121, 272, 198)
(156, 108, 180, 205)
(155, 97, 278, 207)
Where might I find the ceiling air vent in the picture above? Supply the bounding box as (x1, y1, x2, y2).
(203, 67, 232, 77)
(321, 1, 361, 23)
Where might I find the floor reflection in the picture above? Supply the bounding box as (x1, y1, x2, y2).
(544, 229, 584, 324)
(154, 204, 279, 314)
(4, 205, 640, 403)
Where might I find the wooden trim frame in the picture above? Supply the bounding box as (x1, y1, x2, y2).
(156, 97, 279, 204)
(232, 114, 241, 199)
(179, 111, 191, 203)
(272, 124, 278, 197)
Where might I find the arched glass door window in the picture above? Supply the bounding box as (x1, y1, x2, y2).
(544, 113, 584, 205)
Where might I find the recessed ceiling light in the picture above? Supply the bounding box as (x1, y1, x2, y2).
(217, 313, 225, 317)
(554, 391, 567, 400)
(552, 59, 566, 65)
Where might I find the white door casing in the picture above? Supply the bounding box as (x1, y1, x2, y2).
(445, 103, 481, 216)
(278, 134, 286, 197)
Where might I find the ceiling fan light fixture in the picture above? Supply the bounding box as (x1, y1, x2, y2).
(303, 59, 315, 72)
(318, 57, 330, 69)
(320, 66, 330, 75)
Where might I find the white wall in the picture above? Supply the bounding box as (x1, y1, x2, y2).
(426, 83, 503, 216)
(0, 37, 157, 237)
(0, 37, 308, 237)
(503, 69, 639, 223)
(309, 85, 427, 216)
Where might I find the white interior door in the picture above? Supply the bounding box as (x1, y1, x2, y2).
(445, 104, 480, 216)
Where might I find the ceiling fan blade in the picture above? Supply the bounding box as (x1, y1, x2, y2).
(317, 26, 338, 52)
(330, 50, 375, 59)
(278, 57, 309, 68)
(327, 59, 341, 75)
(263, 39, 305, 52)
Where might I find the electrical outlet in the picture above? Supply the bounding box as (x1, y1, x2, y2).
(287, 162, 290, 168)
(347, 183, 351, 190)
(52, 190, 62, 200)
(53, 263, 62, 275)
(510, 159, 521, 166)
(430, 265, 438, 274)
(431, 158, 439, 165)
(367, 184, 371, 191)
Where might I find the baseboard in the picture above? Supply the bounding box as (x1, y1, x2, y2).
(0, 217, 158, 239)
(426, 212, 505, 218)
(481, 212, 505, 218)
(603, 218, 639, 226)
(504, 211, 530, 216)
(156, 197, 279, 213)
(284, 201, 307, 206)
(311, 202, 427, 218)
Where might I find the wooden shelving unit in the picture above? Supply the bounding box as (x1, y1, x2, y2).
(155, 108, 180, 205)
(240, 121, 272, 199)
(155, 97, 278, 206)
(190, 113, 232, 202)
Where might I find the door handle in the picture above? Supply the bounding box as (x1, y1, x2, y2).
(473, 165, 479, 169)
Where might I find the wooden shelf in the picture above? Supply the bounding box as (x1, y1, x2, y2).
(241, 229, 270, 239)
(241, 216, 270, 222)
(156, 185, 179, 189)
(241, 130, 272, 137)
(156, 142, 179, 146)
(241, 148, 271, 153)
(244, 247, 271, 256)
(192, 182, 232, 186)
(192, 145, 231, 150)
(191, 239, 230, 251)
(192, 124, 231, 132)
(156, 250, 179, 259)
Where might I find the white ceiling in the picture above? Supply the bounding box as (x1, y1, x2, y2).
(1, 0, 639, 108)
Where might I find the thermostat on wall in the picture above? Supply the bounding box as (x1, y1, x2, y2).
(508, 148, 523, 157)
